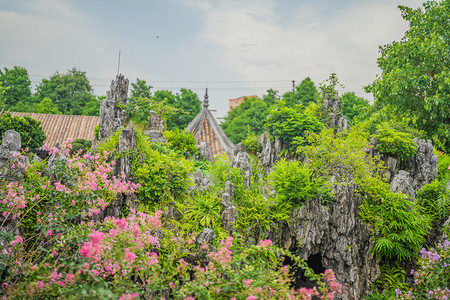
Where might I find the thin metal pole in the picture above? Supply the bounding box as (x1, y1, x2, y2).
(117, 50, 121, 75)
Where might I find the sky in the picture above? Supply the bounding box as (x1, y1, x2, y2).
(0, 0, 426, 119)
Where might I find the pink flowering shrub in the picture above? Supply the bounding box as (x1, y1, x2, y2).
(172, 236, 342, 299)
(395, 240, 450, 299)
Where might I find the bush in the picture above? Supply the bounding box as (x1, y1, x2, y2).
(269, 159, 317, 206)
(375, 123, 417, 161)
(0, 112, 46, 149)
(436, 151, 450, 181)
(70, 138, 92, 155)
(242, 128, 262, 155)
(163, 129, 198, 159)
(264, 101, 323, 153)
(417, 179, 450, 224)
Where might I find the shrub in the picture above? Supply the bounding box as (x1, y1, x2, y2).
(417, 179, 450, 224)
(264, 101, 323, 153)
(242, 127, 262, 155)
(0, 112, 46, 149)
(375, 123, 417, 161)
(163, 129, 198, 159)
(436, 151, 450, 181)
(269, 159, 316, 207)
(69, 138, 92, 155)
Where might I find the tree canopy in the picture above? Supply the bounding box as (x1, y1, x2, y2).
(0, 66, 33, 111)
(341, 92, 370, 124)
(221, 96, 270, 144)
(366, 0, 450, 151)
(35, 68, 95, 115)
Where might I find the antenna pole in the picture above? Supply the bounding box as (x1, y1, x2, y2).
(292, 80, 295, 91)
(117, 50, 121, 75)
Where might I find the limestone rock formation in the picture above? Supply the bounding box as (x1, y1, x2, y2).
(221, 192, 237, 234)
(390, 170, 415, 199)
(114, 121, 136, 179)
(97, 74, 129, 143)
(270, 181, 379, 300)
(144, 110, 166, 145)
(0, 130, 28, 179)
(407, 138, 438, 192)
(197, 228, 216, 245)
(230, 145, 252, 187)
(258, 132, 282, 173)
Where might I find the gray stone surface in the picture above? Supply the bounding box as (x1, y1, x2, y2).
(114, 121, 136, 179)
(144, 111, 166, 144)
(390, 170, 415, 200)
(230, 148, 252, 187)
(407, 138, 438, 192)
(197, 228, 216, 245)
(270, 180, 379, 300)
(258, 132, 282, 173)
(221, 192, 237, 234)
(97, 74, 129, 143)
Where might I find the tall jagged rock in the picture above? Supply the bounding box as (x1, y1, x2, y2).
(230, 145, 252, 187)
(144, 110, 166, 145)
(0, 130, 28, 180)
(407, 138, 438, 192)
(221, 192, 237, 234)
(258, 132, 282, 173)
(97, 74, 129, 143)
(114, 121, 136, 179)
(270, 180, 379, 300)
(390, 170, 415, 199)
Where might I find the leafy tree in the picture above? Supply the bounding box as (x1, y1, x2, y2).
(0, 112, 46, 149)
(221, 97, 270, 144)
(281, 77, 318, 108)
(296, 77, 318, 106)
(341, 92, 370, 123)
(166, 88, 201, 131)
(262, 89, 280, 106)
(82, 96, 103, 116)
(366, 1, 450, 152)
(264, 101, 323, 153)
(130, 78, 152, 100)
(0, 66, 33, 110)
(35, 68, 95, 115)
(0, 81, 8, 108)
(36, 97, 61, 114)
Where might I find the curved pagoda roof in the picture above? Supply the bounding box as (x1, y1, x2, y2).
(186, 89, 235, 159)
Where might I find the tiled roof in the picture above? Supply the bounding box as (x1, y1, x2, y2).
(9, 112, 99, 149)
(187, 90, 234, 159)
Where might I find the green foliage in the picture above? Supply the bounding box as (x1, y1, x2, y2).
(375, 123, 417, 161)
(179, 192, 227, 240)
(36, 97, 61, 114)
(262, 88, 280, 106)
(70, 139, 92, 155)
(341, 92, 370, 124)
(132, 130, 193, 207)
(269, 159, 316, 207)
(264, 101, 323, 153)
(0, 66, 33, 110)
(374, 261, 407, 291)
(417, 178, 450, 224)
(0, 112, 46, 149)
(365, 1, 450, 152)
(296, 77, 319, 106)
(163, 129, 198, 159)
(165, 88, 201, 131)
(241, 126, 262, 154)
(299, 127, 378, 185)
(221, 96, 270, 144)
(359, 179, 430, 261)
(94, 124, 100, 140)
(82, 96, 103, 116)
(35, 68, 95, 115)
(437, 151, 450, 180)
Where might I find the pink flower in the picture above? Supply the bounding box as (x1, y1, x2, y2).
(83, 263, 90, 269)
(115, 218, 128, 229)
(109, 228, 119, 238)
(247, 295, 257, 300)
(258, 239, 273, 249)
(46, 230, 52, 237)
(118, 292, 139, 300)
(125, 250, 137, 262)
(89, 231, 105, 244)
(36, 281, 44, 289)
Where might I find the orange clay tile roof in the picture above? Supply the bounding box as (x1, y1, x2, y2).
(186, 90, 234, 159)
(9, 112, 99, 149)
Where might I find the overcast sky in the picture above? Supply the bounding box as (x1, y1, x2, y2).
(0, 0, 426, 118)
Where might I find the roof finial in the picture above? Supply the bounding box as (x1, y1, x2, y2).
(203, 88, 209, 108)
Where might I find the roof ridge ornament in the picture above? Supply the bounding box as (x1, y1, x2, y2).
(203, 88, 209, 108)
